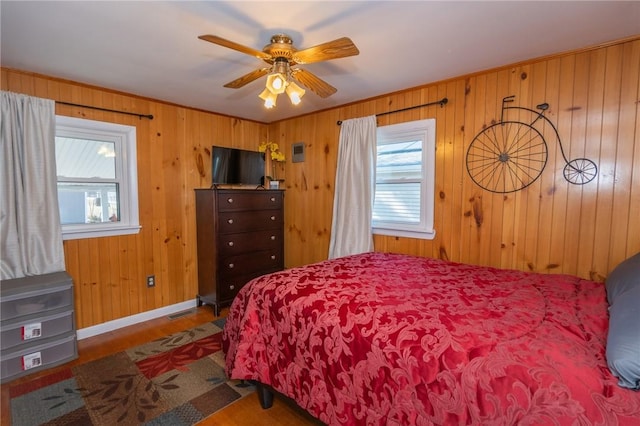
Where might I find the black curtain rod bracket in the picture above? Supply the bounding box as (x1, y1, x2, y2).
(337, 97, 448, 125)
(57, 101, 154, 120)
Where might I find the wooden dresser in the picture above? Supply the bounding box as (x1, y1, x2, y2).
(194, 188, 284, 316)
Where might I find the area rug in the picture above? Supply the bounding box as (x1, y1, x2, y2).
(8, 318, 255, 425)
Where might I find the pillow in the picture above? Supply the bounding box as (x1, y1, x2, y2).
(606, 251, 640, 304)
(605, 252, 640, 390)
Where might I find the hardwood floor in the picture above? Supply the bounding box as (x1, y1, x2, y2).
(1, 306, 324, 425)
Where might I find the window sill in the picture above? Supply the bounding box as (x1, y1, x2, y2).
(62, 224, 141, 240)
(373, 227, 436, 240)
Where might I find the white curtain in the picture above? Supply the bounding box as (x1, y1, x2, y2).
(1, 91, 65, 279)
(328, 115, 377, 259)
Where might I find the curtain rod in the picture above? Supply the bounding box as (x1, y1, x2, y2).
(336, 97, 448, 125)
(57, 101, 154, 120)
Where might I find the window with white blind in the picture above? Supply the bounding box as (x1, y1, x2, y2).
(372, 119, 436, 239)
(55, 115, 140, 240)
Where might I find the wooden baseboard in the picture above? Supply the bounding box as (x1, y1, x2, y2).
(76, 299, 197, 340)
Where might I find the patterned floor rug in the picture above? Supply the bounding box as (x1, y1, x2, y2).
(8, 318, 255, 425)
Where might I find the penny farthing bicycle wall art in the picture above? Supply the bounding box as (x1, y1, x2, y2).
(466, 95, 598, 193)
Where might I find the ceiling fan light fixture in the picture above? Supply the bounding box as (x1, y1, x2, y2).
(266, 72, 287, 94)
(199, 33, 360, 107)
(286, 81, 305, 105)
(258, 88, 277, 109)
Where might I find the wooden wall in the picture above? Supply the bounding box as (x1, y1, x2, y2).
(273, 36, 640, 281)
(2, 35, 638, 329)
(1, 69, 268, 328)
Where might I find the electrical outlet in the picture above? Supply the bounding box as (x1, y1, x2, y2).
(146, 275, 155, 288)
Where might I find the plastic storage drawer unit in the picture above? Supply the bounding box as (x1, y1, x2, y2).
(1, 308, 75, 351)
(0, 332, 78, 382)
(0, 271, 77, 382)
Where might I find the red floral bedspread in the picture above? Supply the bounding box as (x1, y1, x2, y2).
(223, 252, 640, 425)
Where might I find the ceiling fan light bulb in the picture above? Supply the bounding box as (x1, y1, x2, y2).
(266, 73, 287, 94)
(286, 81, 305, 105)
(259, 89, 277, 108)
(289, 93, 301, 105)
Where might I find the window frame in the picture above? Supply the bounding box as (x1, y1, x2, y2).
(55, 115, 140, 240)
(372, 118, 436, 240)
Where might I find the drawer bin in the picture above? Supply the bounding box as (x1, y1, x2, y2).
(1, 309, 75, 351)
(0, 272, 74, 321)
(1, 332, 78, 383)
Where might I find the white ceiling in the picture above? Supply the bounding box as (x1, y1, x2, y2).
(2, 1, 639, 124)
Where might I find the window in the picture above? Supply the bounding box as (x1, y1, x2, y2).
(372, 119, 436, 240)
(55, 116, 140, 240)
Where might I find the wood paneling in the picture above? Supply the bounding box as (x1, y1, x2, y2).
(2, 36, 638, 329)
(273, 37, 640, 280)
(2, 69, 266, 329)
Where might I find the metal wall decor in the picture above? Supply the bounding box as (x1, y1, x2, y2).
(466, 96, 597, 193)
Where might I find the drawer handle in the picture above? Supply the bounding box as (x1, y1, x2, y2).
(270, 197, 276, 202)
(270, 216, 276, 221)
(229, 284, 235, 290)
(227, 198, 233, 203)
(270, 235, 276, 240)
(227, 219, 234, 224)
(271, 255, 276, 260)
(228, 263, 235, 269)
(228, 241, 234, 247)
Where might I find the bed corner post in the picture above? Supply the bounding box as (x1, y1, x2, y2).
(255, 382, 274, 409)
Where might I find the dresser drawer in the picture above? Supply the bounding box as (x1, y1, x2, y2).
(218, 210, 282, 233)
(216, 276, 245, 302)
(218, 229, 282, 255)
(217, 268, 281, 301)
(218, 249, 283, 280)
(217, 191, 283, 212)
(1, 308, 75, 351)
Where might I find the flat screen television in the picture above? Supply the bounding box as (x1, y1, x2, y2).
(211, 146, 265, 186)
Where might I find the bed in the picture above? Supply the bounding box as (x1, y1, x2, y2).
(222, 252, 640, 425)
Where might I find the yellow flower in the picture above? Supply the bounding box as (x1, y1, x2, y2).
(258, 141, 285, 162)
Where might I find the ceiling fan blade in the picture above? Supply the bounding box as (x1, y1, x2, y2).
(198, 35, 271, 60)
(292, 37, 359, 64)
(291, 69, 337, 98)
(224, 68, 270, 89)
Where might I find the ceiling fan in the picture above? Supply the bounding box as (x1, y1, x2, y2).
(198, 33, 359, 102)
